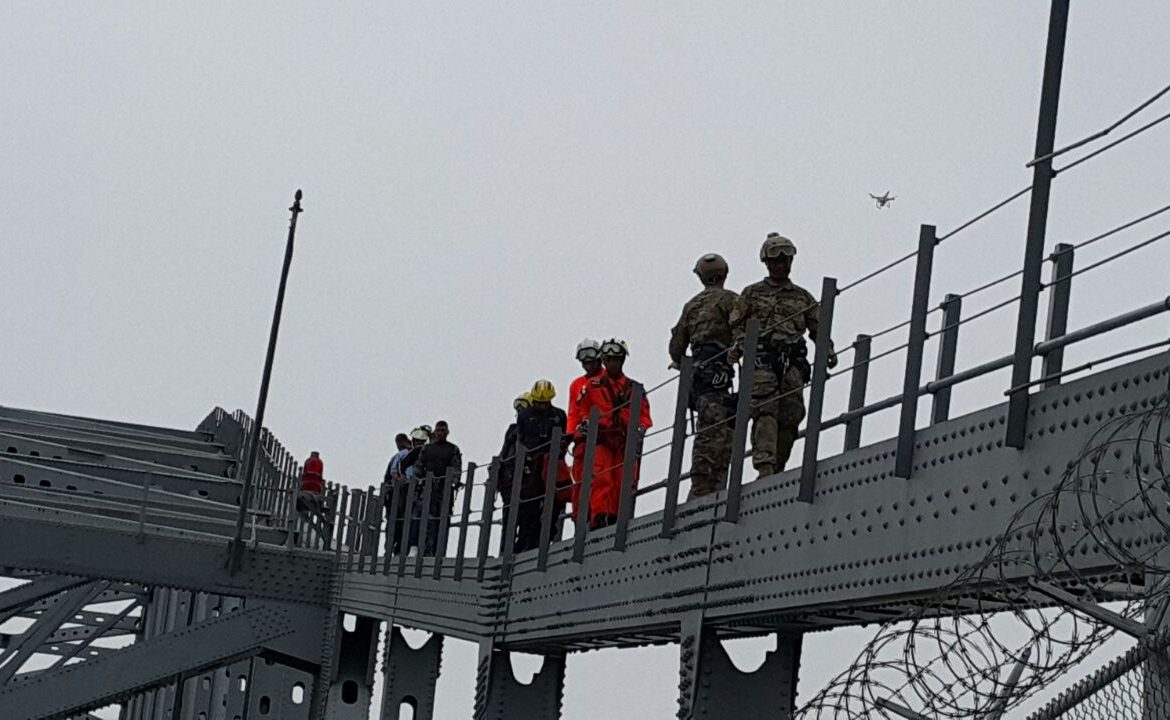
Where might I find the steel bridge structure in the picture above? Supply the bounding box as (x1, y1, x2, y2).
(5, 3, 1170, 718)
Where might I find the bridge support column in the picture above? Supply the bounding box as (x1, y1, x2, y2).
(381, 626, 444, 720)
(473, 641, 565, 720)
(677, 621, 802, 720)
(322, 614, 380, 719)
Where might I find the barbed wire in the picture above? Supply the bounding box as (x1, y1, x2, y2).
(795, 387, 1170, 720)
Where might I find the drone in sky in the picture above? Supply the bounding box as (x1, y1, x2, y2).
(869, 191, 895, 209)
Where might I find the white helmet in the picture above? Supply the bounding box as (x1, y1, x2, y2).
(575, 338, 601, 361)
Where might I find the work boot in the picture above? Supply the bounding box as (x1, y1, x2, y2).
(755, 464, 776, 480)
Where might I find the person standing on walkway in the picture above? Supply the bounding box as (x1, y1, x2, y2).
(413, 420, 462, 555)
(566, 339, 602, 519)
(729, 233, 836, 478)
(669, 253, 739, 499)
(578, 339, 652, 528)
(513, 379, 568, 552)
(497, 393, 531, 553)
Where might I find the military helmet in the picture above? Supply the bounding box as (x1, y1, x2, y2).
(575, 338, 601, 361)
(530, 379, 556, 402)
(760, 232, 797, 261)
(693, 253, 729, 281)
(599, 338, 629, 358)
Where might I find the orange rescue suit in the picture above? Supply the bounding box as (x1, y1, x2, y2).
(575, 372, 652, 521)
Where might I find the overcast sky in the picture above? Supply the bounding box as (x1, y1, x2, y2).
(4, 3, 1170, 718)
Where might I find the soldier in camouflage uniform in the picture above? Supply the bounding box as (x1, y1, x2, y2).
(729, 233, 836, 478)
(669, 253, 739, 498)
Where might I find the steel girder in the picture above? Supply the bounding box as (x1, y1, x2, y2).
(0, 500, 334, 606)
(0, 406, 212, 443)
(0, 454, 241, 504)
(336, 354, 1170, 650)
(0, 601, 324, 719)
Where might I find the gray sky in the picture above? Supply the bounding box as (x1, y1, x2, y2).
(4, 3, 1170, 718)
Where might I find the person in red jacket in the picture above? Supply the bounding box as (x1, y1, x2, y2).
(577, 338, 652, 528)
(567, 338, 602, 518)
(301, 451, 324, 494)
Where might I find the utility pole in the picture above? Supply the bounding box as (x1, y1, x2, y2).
(230, 189, 304, 575)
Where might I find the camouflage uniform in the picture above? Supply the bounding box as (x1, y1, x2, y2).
(670, 286, 739, 498)
(729, 277, 821, 474)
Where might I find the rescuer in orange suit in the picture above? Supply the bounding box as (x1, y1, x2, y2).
(296, 450, 326, 516)
(577, 338, 652, 528)
(566, 338, 602, 517)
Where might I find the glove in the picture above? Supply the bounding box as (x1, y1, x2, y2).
(667, 360, 680, 370)
(827, 349, 839, 370)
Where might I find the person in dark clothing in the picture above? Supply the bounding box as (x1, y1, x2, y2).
(412, 420, 462, 555)
(512, 380, 569, 554)
(389, 427, 429, 555)
(498, 394, 531, 553)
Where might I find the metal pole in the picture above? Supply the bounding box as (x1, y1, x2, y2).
(345, 490, 363, 573)
(572, 407, 601, 563)
(843, 334, 871, 451)
(798, 277, 837, 503)
(383, 477, 402, 575)
(614, 382, 645, 551)
(1042, 243, 1075, 387)
(475, 458, 500, 583)
(537, 426, 563, 571)
(1005, 0, 1070, 448)
(894, 225, 936, 479)
(502, 444, 526, 572)
(453, 462, 477, 581)
(230, 190, 303, 575)
(432, 468, 456, 579)
(931, 293, 963, 424)
(661, 355, 694, 538)
(333, 487, 349, 565)
(724, 318, 759, 522)
(397, 477, 418, 578)
(414, 475, 434, 578)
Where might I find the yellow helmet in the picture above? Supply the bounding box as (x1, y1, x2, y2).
(513, 393, 532, 412)
(530, 379, 556, 403)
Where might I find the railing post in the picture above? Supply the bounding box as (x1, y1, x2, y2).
(414, 475, 435, 578)
(432, 468, 456, 579)
(572, 408, 601, 563)
(475, 458, 500, 583)
(614, 382, 645, 551)
(501, 444, 526, 572)
(334, 487, 349, 565)
(453, 462, 477, 581)
(358, 485, 378, 573)
(537, 426, 563, 571)
(1005, 0, 1070, 448)
(397, 477, 419, 578)
(383, 478, 402, 575)
(345, 490, 363, 572)
(1042, 243, 1075, 387)
(798, 277, 837, 503)
(931, 293, 963, 424)
(894, 224, 937, 479)
(725, 318, 760, 522)
(843, 334, 871, 451)
(661, 355, 694, 538)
